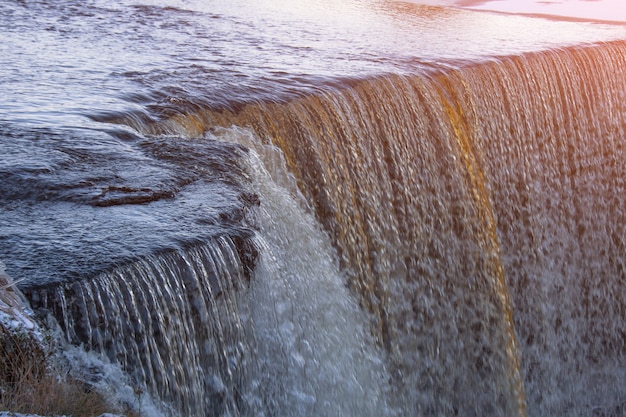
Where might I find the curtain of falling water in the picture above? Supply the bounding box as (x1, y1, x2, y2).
(27, 238, 258, 417)
(32, 39, 626, 417)
(204, 70, 526, 417)
(457, 42, 626, 416)
(191, 41, 626, 416)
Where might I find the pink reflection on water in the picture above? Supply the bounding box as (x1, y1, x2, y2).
(460, 0, 626, 23)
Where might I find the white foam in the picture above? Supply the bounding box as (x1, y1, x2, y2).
(211, 126, 396, 417)
(60, 346, 168, 417)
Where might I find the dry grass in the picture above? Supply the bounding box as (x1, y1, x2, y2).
(0, 320, 113, 417)
(0, 271, 141, 417)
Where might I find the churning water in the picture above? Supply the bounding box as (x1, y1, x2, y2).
(2, 0, 626, 416)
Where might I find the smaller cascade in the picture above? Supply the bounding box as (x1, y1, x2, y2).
(26, 236, 259, 417)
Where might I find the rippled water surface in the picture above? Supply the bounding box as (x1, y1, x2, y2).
(3, 0, 626, 124)
(1, 0, 625, 283)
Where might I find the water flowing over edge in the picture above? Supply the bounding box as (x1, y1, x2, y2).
(14, 40, 626, 416)
(22, 131, 395, 417)
(160, 41, 626, 416)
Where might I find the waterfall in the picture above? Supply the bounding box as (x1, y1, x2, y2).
(24, 40, 626, 416)
(179, 41, 625, 416)
(26, 131, 393, 417)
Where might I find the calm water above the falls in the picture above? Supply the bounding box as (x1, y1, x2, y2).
(2, 1, 626, 416)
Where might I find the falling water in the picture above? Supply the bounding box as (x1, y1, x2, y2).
(163, 41, 626, 416)
(28, 237, 258, 416)
(26, 128, 394, 417)
(463, 44, 626, 416)
(15, 40, 626, 417)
